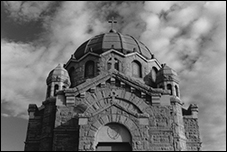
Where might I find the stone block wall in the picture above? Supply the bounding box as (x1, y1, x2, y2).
(184, 118, 201, 151)
(25, 98, 56, 151)
(25, 98, 201, 151)
(25, 80, 201, 151)
(24, 118, 42, 151)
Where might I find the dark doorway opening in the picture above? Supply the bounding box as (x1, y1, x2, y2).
(96, 142, 132, 151)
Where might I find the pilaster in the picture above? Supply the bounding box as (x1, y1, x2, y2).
(170, 97, 187, 151)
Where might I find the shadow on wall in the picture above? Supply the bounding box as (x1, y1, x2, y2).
(144, 70, 157, 88)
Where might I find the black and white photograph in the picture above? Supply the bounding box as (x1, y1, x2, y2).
(1, 1, 226, 151)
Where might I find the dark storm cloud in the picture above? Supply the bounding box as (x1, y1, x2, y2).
(1, 1, 62, 43)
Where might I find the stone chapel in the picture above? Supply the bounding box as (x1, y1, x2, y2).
(24, 23, 202, 151)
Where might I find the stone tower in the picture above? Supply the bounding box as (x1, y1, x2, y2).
(46, 64, 71, 99)
(24, 29, 202, 151)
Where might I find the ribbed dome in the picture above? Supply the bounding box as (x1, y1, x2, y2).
(74, 31, 153, 59)
(156, 64, 179, 83)
(46, 64, 71, 86)
(159, 64, 178, 76)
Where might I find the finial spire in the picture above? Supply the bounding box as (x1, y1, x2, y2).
(108, 17, 117, 32)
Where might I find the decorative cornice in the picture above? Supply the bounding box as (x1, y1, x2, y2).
(170, 97, 183, 105)
(112, 70, 167, 95)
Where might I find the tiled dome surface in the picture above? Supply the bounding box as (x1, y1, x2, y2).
(74, 31, 153, 59)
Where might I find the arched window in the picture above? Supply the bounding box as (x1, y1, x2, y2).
(54, 84, 59, 96)
(85, 60, 95, 78)
(107, 58, 119, 71)
(175, 85, 179, 97)
(114, 59, 119, 70)
(107, 62, 111, 70)
(132, 60, 142, 78)
(167, 84, 173, 95)
(69, 67, 75, 87)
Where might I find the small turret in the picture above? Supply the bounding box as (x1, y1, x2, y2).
(46, 64, 71, 99)
(156, 64, 180, 98)
(27, 104, 38, 119)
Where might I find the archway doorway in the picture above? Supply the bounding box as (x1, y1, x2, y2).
(96, 142, 132, 151)
(95, 123, 132, 151)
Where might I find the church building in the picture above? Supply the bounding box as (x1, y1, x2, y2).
(24, 21, 202, 151)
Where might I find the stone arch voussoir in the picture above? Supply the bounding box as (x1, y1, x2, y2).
(84, 87, 147, 115)
(88, 114, 142, 139)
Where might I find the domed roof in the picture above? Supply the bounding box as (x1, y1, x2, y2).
(156, 64, 179, 83)
(74, 30, 153, 59)
(160, 64, 178, 76)
(46, 64, 71, 86)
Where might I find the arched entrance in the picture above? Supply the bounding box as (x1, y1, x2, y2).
(95, 123, 132, 151)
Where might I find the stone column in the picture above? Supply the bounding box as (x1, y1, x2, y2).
(171, 97, 187, 151)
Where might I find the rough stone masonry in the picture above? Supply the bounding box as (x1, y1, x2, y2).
(24, 29, 202, 151)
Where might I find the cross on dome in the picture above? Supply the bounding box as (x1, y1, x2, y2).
(108, 17, 117, 32)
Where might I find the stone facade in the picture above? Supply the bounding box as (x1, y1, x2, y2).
(24, 30, 202, 151)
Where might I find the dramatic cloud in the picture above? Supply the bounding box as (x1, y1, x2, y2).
(1, 1, 107, 118)
(1, 1, 226, 151)
(3, 1, 55, 22)
(139, 1, 226, 151)
(45, 1, 107, 61)
(1, 40, 48, 118)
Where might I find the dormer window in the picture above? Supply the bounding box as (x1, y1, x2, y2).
(132, 60, 142, 78)
(85, 60, 95, 78)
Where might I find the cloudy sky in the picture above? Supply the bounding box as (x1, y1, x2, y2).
(1, 1, 226, 151)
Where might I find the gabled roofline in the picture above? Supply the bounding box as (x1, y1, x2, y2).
(64, 70, 167, 97)
(65, 49, 162, 68)
(100, 49, 125, 57)
(64, 52, 100, 68)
